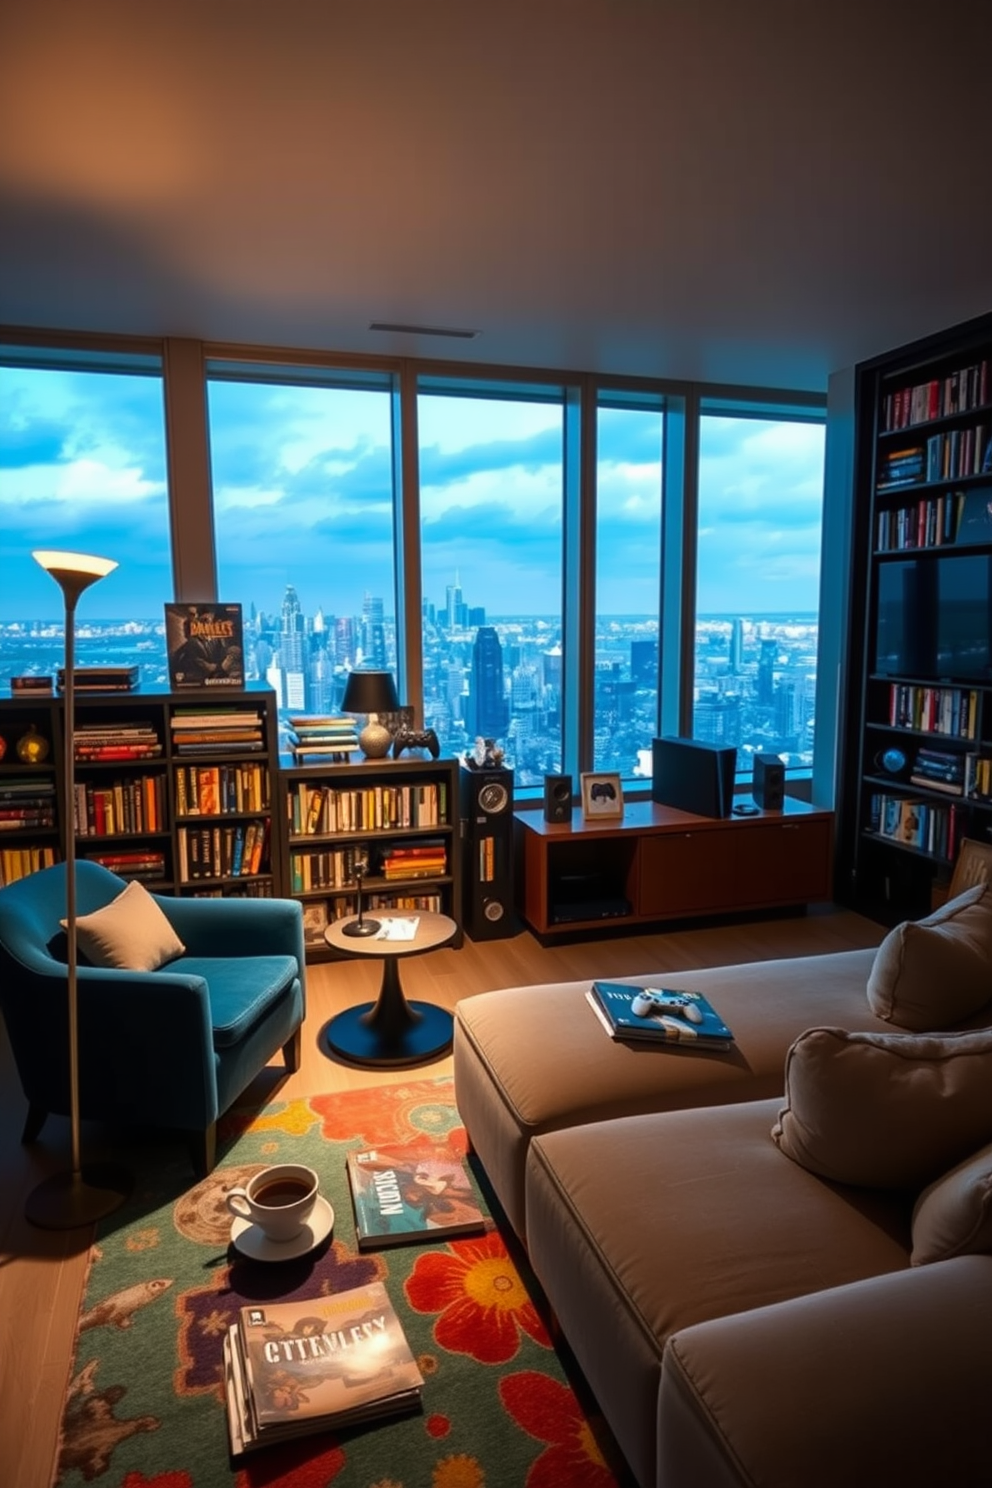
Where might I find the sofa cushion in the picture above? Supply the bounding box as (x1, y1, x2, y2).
(70, 880, 185, 972)
(772, 1026, 992, 1188)
(866, 883, 992, 1030)
(176, 954, 299, 1047)
(911, 1141, 992, 1265)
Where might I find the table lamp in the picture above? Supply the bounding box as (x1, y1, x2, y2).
(341, 669, 399, 759)
(25, 550, 132, 1229)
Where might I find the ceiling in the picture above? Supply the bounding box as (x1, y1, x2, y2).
(2, 0, 992, 392)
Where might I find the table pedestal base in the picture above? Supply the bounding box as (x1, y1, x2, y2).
(322, 953, 453, 1067)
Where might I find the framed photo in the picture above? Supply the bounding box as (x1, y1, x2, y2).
(301, 899, 329, 945)
(580, 771, 624, 818)
(165, 602, 244, 689)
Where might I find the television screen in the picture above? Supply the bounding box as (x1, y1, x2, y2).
(651, 737, 737, 818)
(875, 553, 992, 681)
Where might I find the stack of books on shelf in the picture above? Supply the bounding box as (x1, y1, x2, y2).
(174, 761, 269, 816)
(0, 776, 56, 832)
(178, 819, 268, 881)
(289, 780, 446, 835)
(887, 683, 978, 739)
(909, 747, 966, 796)
(9, 674, 53, 696)
(73, 722, 163, 763)
(0, 843, 57, 886)
(925, 425, 990, 482)
(223, 1283, 424, 1457)
(875, 491, 965, 551)
(290, 844, 357, 892)
(83, 847, 167, 882)
(882, 362, 989, 430)
(287, 716, 359, 757)
(870, 791, 962, 859)
(877, 444, 925, 490)
(585, 982, 735, 1049)
(74, 774, 167, 835)
(379, 841, 447, 881)
(57, 664, 140, 693)
(170, 708, 265, 754)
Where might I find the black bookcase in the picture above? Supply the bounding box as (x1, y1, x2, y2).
(838, 311, 992, 923)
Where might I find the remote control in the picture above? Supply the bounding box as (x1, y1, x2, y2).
(630, 991, 704, 1023)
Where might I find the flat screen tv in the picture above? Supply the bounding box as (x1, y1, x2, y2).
(651, 736, 737, 818)
(875, 553, 992, 682)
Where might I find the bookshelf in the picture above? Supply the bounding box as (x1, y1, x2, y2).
(0, 683, 280, 898)
(0, 697, 60, 886)
(276, 753, 462, 959)
(839, 312, 992, 922)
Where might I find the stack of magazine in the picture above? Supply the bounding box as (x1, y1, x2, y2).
(223, 1282, 424, 1456)
(586, 981, 734, 1048)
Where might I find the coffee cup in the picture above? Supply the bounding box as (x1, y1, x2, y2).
(226, 1163, 319, 1241)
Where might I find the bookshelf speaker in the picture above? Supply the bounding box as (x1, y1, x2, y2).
(460, 765, 516, 940)
(543, 773, 572, 824)
(752, 753, 785, 811)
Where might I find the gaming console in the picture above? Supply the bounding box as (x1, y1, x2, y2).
(392, 726, 440, 760)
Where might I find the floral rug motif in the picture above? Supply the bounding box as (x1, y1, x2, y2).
(55, 1078, 632, 1488)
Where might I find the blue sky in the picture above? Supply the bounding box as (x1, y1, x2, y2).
(0, 366, 824, 622)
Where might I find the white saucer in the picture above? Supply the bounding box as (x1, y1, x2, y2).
(230, 1193, 334, 1262)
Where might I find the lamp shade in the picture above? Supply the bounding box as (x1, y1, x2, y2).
(341, 670, 399, 716)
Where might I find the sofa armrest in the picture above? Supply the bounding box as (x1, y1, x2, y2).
(156, 893, 305, 969)
(658, 1256, 992, 1488)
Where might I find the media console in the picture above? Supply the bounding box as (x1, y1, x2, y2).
(514, 797, 833, 938)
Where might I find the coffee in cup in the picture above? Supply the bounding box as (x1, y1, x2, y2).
(226, 1163, 319, 1241)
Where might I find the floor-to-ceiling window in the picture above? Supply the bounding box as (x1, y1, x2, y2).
(417, 378, 567, 787)
(593, 392, 665, 774)
(0, 347, 171, 685)
(205, 363, 399, 729)
(694, 401, 826, 780)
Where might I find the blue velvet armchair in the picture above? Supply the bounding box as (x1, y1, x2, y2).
(0, 860, 306, 1176)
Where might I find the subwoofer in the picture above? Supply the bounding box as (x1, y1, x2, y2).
(752, 753, 785, 811)
(460, 764, 515, 940)
(543, 773, 572, 824)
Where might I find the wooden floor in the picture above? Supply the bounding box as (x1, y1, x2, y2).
(0, 903, 882, 1488)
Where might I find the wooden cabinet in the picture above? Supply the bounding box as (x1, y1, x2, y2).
(838, 311, 992, 923)
(276, 753, 462, 959)
(516, 798, 833, 937)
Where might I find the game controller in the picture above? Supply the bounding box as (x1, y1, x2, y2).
(392, 726, 440, 760)
(590, 780, 617, 801)
(630, 991, 703, 1023)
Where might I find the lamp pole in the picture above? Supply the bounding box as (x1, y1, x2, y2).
(25, 551, 132, 1229)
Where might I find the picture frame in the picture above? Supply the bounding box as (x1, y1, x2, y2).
(164, 602, 244, 690)
(580, 771, 624, 818)
(301, 900, 329, 945)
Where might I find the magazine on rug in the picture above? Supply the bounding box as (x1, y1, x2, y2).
(224, 1282, 423, 1455)
(346, 1144, 487, 1249)
(165, 602, 245, 689)
(587, 981, 734, 1048)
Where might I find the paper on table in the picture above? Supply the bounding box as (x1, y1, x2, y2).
(375, 916, 420, 941)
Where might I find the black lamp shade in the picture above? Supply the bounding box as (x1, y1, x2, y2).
(341, 670, 399, 716)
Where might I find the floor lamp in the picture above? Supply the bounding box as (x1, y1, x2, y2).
(25, 550, 132, 1230)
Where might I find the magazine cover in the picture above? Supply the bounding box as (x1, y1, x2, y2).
(231, 1282, 423, 1449)
(165, 602, 245, 689)
(346, 1144, 487, 1249)
(588, 981, 734, 1048)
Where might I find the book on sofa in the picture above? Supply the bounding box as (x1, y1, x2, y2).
(346, 1144, 487, 1248)
(587, 982, 735, 1048)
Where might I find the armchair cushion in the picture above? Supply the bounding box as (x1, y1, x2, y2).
(70, 879, 186, 972)
(176, 953, 300, 1047)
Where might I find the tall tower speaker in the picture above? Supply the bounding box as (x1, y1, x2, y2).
(460, 764, 516, 940)
(752, 753, 785, 811)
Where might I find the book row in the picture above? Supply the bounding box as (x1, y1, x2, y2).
(875, 491, 964, 551)
(174, 762, 270, 817)
(886, 684, 979, 739)
(869, 792, 964, 860)
(177, 820, 269, 882)
(908, 748, 992, 801)
(289, 842, 448, 893)
(287, 780, 448, 836)
(72, 774, 167, 837)
(877, 423, 991, 489)
(84, 849, 167, 882)
(881, 362, 989, 432)
(0, 844, 57, 886)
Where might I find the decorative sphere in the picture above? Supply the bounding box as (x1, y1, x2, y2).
(358, 720, 392, 759)
(16, 724, 50, 764)
(876, 747, 907, 775)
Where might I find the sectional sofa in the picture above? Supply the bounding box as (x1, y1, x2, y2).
(453, 884, 992, 1488)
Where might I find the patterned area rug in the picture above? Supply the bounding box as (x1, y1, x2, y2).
(55, 1077, 633, 1488)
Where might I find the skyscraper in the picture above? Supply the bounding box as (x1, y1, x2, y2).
(280, 585, 306, 709)
(468, 626, 508, 738)
(361, 592, 387, 668)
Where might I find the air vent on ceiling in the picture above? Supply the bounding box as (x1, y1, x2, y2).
(369, 321, 479, 340)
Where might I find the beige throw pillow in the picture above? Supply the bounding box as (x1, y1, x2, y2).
(772, 1026, 992, 1189)
(911, 1141, 992, 1265)
(69, 880, 185, 972)
(866, 883, 992, 1030)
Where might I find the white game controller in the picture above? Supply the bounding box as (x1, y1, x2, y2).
(630, 991, 704, 1023)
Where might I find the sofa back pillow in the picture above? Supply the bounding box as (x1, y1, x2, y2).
(772, 1026, 992, 1188)
(911, 1141, 992, 1265)
(68, 879, 185, 972)
(866, 883, 992, 1030)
